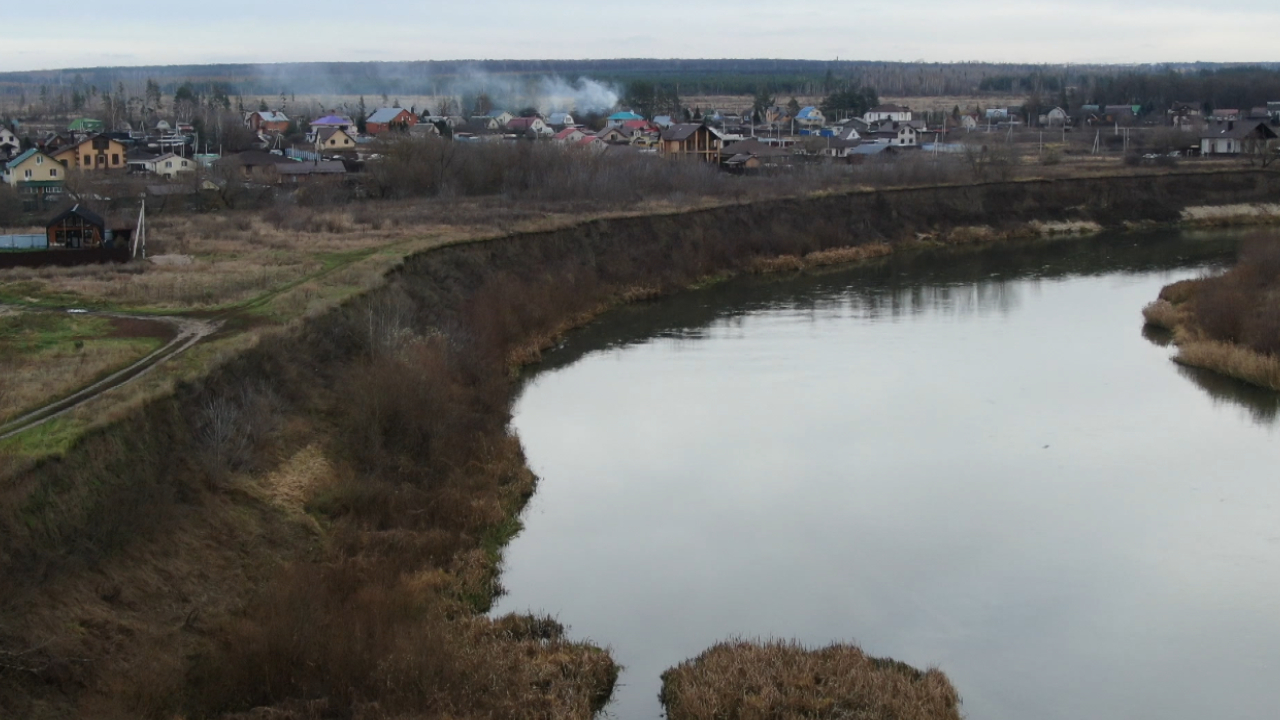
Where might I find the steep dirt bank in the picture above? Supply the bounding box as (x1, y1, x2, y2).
(2, 170, 1277, 718)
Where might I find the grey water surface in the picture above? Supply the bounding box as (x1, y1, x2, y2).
(491, 229, 1280, 720)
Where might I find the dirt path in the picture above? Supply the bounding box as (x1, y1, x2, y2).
(0, 309, 220, 440)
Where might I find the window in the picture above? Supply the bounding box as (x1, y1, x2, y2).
(47, 186, 61, 194)
(24, 169, 32, 178)
(112, 153, 120, 165)
(36, 156, 43, 164)
(165, 161, 172, 168)
(50, 168, 57, 177)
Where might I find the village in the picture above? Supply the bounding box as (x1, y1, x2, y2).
(2, 92, 1279, 244)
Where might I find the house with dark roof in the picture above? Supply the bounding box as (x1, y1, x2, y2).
(315, 128, 357, 153)
(659, 124, 723, 163)
(0, 127, 20, 160)
(52, 134, 128, 171)
(366, 108, 417, 135)
(507, 117, 550, 136)
(45, 204, 105, 249)
(277, 160, 347, 184)
(554, 127, 588, 144)
(1199, 120, 1278, 155)
(213, 150, 299, 183)
(547, 112, 576, 128)
(865, 105, 912, 123)
(310, 114, 356, 133)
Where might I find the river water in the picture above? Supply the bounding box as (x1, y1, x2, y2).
(491, 229, 1280, 720)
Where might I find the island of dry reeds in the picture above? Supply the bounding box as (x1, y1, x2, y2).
(660, 639, 962, 720)
(1143, 231, 1280, 390)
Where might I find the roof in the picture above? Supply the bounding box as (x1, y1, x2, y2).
(67, 118, 105, 131)
(721, 138, 791, 157)
(868, 104, 909, 113)
(311, 114, 353, 126)
(216, 150, 299, 167)
(609, 111, 644, 121)
(1199, 120, 1278, 140)
(483, 109, 510, 118)
(366, 107, 410, 124)
(507, 117, 541, 130)
(553, 127, 583, 139)
(848, 143, 895, 155)
(317, 127, 352, 142)
(252, 111, 289, 123)
(548, 113, 573, 124)
(661, 123, 719, 142)
(47, 203, 105, 228)
(277, 160, 347, 176)
(622, 119, 650, 130)
(4, 147, 41, 168)
(797, 106, 823, 119)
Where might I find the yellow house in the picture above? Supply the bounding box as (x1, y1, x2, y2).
(316, 127, 356, 152)
(52, 134, 128, 171)
(1, 148, 66, 206)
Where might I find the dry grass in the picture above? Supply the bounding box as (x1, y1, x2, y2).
(1175, 339, 1280, 391)
(0, 312, 169, 422)
(1141, 299, 1183, 332)
(750, 242, 893, 273)
(660, 639, 962, 720)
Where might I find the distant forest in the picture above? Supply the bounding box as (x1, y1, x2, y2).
(3, 59, 1280, 111)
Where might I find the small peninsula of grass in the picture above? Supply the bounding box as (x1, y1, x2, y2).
(660, 639, 962, 720)
(1143, 231, 1280, 390)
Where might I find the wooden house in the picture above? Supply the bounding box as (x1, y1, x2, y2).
(659, 123, 723, 163)
(46, 204, 105, 249)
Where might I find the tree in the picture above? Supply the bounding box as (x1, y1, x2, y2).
(751, 87, 776, 122)
(819, 86, 879, 119)
(473, 93, 493, 116)
(787, 97, 801, 117)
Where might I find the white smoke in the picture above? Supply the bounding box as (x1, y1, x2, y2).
(450, 69, 620, 114)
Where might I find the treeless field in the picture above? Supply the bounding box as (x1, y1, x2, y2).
(0, 310, 170, 422)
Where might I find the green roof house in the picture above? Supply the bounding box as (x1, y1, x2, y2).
(68, 118, 105, 133)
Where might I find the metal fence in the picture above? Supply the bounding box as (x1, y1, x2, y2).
(0, 234, 47, 250)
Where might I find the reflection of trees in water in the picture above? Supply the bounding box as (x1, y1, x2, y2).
(526, 229, 1243, 378)
(1174, 363, 1280, 426)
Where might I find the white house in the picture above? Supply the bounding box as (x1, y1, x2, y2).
(796, 106, 826, 127)
(147, 152, 196, 178)
(0, 127, 19, 158)
(547, 112, 575, 128)
(1199, 120, 1277, 155)
(864, 104, 912, 123)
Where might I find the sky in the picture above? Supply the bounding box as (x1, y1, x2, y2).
(1, 0, 1277, 71)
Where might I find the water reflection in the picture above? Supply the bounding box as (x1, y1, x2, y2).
(496, 227, 1279, 720)
(1175, 363, 1280, 425)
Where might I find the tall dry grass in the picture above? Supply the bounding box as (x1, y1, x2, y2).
(1175, 339, 1280, 391)
(660, 639, 962, 720)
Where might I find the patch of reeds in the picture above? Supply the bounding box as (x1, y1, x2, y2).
(659, 639, 962, 720)
(1141, 299, 1182, 332)
(1175, 339, 1280, 391)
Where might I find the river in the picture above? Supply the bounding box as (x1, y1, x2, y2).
(491, 229, 1280, 720)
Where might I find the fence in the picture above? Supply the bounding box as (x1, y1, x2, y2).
(0, 234, 48, 250)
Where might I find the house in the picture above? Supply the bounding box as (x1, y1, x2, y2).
(276, 160, 347, 184)
(595, 126, 631, 144)
(553, 127, 588, 144)
(795, 106, 825, 127)
(2, 148, 65, 205)
(52, 134, 128, 171)
(959, 114, 979, 131)
(1269, 102, 1280, 120)
(0, 127, 19, 159)
(366, 107, 418, 135)
(469, 110, 513, 129)
(147, 152, 197, 178)
(213, 150, 299, 182)
(1208, 108, 1241, 121)
(507, 117, 550, 136)
(547, 112, 575, 128)
(865, 104, 912, 123)
(1199, 120, 1278, 155)
(653, 115, 676, 129)
(659, 123, 723, 163)
(845, 143, 897, 163)
(720, 137, 793, 168)
(316, 127, 357, 152)
(409, 123, 441, 138)
(1103, 105, 1140, 124)
(607, 111, 644, 127)
(45, 204, 105, 249)
(246, 110, 290, 134)
(575, 135, 605, 151)
(867, 122, 919, 147)
(311, 114, 356, 133)
(67, 117, 105, 134)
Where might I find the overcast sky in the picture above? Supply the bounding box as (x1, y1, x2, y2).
(2, 0, 1277, 71)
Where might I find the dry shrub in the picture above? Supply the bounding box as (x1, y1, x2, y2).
(805, 243, 893, 267)
(1159, 278, 1199, 304)
(1176, 339, 1280, 391)
(660, 639, 962, 720)
(1184, 233, 1280, 353)
(188, 564, 616, 719)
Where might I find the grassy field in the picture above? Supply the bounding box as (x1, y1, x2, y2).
(0, 310, 170, 423)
